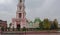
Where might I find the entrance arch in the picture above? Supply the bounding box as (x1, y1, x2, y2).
(17, 24, 20, 31)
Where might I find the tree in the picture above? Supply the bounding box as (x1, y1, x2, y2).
(23, 27, 26, 31)
(29, 21, 33, 26)
(50, 23, 55, 30)
(12, 27, 14, 31)
(9, 23, 12, 28)
(43, 18, 51, 30)
(53, 19, 58, 29)
(34, 18, 42, 30)
(1, 26, 4, 31)
(34, 18, 41, 23)
(7, 27, 10, 31)
(39, 21, 44, 30)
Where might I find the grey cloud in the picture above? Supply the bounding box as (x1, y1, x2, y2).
(0, 0, 60, 24)
(25, 0, 60, 24)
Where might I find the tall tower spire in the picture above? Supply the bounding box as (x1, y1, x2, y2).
(16, 0, 26, 19)
(11, 0, 26, 29)
(19, 0, 25, 2)
(17, 0, 25, 11)
(16, 0, 26, 28)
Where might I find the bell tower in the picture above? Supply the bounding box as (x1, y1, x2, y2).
(11, 0, 26, 29)
(16, 0, 26, 28)
(16, 0, 26, 19)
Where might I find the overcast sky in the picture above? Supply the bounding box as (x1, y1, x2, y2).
(0, 0, 60, 25)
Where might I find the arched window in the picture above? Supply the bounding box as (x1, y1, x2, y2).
(19, 6, 22, 10)
(19, 13, 22, 18)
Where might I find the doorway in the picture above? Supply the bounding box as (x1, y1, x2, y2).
(17, 24, 20, 31)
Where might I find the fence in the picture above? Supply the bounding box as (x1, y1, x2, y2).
(0, 31, 60, 35)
